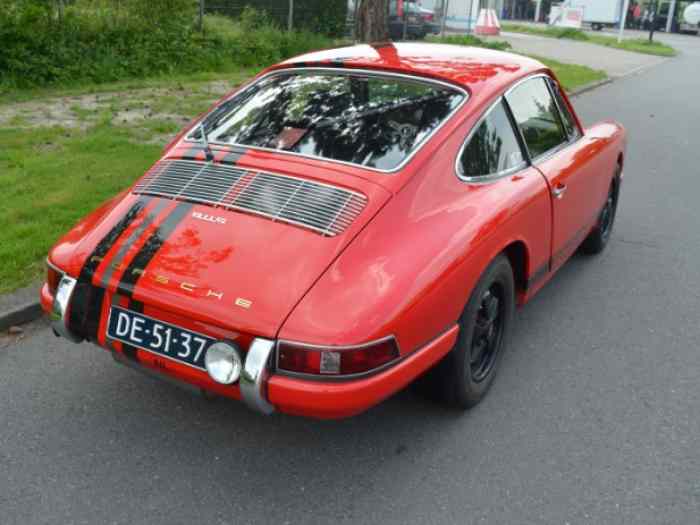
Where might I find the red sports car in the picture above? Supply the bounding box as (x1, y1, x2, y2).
(42, 43, 626, 419)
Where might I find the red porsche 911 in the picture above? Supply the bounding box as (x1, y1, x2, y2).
(42, 43, 626, 419)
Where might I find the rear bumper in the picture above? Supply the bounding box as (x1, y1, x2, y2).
(267, 326, 459, 419)
(41, 279, 459, 419)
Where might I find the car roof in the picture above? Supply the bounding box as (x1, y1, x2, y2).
(274, 43, 548, 97)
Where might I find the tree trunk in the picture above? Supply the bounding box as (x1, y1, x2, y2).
(356, 0, 390, 43)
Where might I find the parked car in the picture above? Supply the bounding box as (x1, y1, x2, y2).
(389, 0, 429, 39)
(419, 6, 441, 34)
(43, 43, 626, 419)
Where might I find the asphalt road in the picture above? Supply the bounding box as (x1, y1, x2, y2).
(2, 39, 700, 525)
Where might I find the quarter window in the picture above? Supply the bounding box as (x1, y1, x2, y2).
(548, 79, 580, 140)
(458, 100, 525, 178)
(506, 77, 568, 159)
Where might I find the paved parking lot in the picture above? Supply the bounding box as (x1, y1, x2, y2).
(2, 33, 700, 525)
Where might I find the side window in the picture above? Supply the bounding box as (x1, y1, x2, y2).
(506, 77, 568, 159)
(458, 100, 525, 178)
(548, 79, 580, 140)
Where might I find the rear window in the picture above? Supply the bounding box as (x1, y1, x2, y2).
(193, 71, 466, 171)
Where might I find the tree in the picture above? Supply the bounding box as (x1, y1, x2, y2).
(356, 0, 390, 42)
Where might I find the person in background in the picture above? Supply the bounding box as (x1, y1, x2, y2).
(626, 1, 633, 27)
(632, 1, 642, 28)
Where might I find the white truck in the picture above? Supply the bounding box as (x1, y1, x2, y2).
(561, 0, 624, 30)
(680, 2, 700, 34)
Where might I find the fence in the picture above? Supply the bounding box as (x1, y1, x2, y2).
(202, 0, 347, 36)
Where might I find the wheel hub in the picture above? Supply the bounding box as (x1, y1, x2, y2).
(470, 286, 503, 382)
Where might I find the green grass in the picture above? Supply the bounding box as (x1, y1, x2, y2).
(0, 73, 255, 293)
(0, 124, 162, 293)
(532, 56, 607, 91)
(502, 23, 677, 57)
(0, 68, 257, 106)
(0, 43, 605, 293)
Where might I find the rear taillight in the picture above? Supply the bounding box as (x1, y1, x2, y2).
(47, 261, 63, 296)
(277, 337, 400, 377)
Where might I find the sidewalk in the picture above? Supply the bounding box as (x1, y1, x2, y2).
(496, 31, 667, 77)
(446, 23, 667, 78)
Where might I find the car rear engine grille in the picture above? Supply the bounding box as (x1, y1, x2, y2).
(133, 160, 367, 236)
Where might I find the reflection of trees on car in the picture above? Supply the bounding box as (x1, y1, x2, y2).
(202, 71, 464, 170)
(506, 78, 567, 159)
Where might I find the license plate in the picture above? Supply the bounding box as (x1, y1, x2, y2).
(107, 306, 216, 370)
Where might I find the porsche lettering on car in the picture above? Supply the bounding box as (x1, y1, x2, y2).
(42, 43, 626, 419)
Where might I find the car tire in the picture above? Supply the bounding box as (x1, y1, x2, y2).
(580, 168, 620, 255)
(417, 254, 515, 409)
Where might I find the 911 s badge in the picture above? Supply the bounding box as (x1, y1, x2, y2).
(192, 211, 226, 225)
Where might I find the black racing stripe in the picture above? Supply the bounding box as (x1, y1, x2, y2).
(181, 144, 205, 161)
(121, 300, 144, 362)
(117, 202, 193, 297)
(221, 145, 248, 165)
(69, 199, 149, 337)
(68, 284, 91, 337)
(83, 287, 106, 341)
(78, 199, 149, 282)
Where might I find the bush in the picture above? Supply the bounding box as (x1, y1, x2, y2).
(209, 0, 347, 37)
(0, 1, 336, 89)
(202, 11, 333, 68)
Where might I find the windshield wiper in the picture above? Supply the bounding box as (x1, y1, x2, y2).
(198, 122, 214, 162)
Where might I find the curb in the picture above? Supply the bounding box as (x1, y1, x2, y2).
(0, 301, 43, 332)
(568, 77, 613, 97)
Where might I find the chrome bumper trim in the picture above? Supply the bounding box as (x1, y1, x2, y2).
(50, 275, 83, 343)
(240, 338, 275, 415)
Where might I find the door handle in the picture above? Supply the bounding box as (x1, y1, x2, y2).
(552, 183, 567, 199)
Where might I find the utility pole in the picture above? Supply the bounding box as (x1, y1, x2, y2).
(618, 0, 630, 43)
(666, 0, 677, 33)
(199, 0, 205, 33)
(440, 0, 450, 36)
(353, 0, 360, 42)
(288, 0, 294, 32)
(402, 0, 409, 40)
(467, 0, 475, 34)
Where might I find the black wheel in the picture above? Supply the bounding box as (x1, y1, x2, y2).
(418, 255, 515, 409)
(581, 169, 620, 255)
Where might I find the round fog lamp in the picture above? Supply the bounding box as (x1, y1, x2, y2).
(205, 342, 243, 384)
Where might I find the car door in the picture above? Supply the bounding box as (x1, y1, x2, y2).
(456, 98, 553, 286)
(505, 75, 592, 270)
